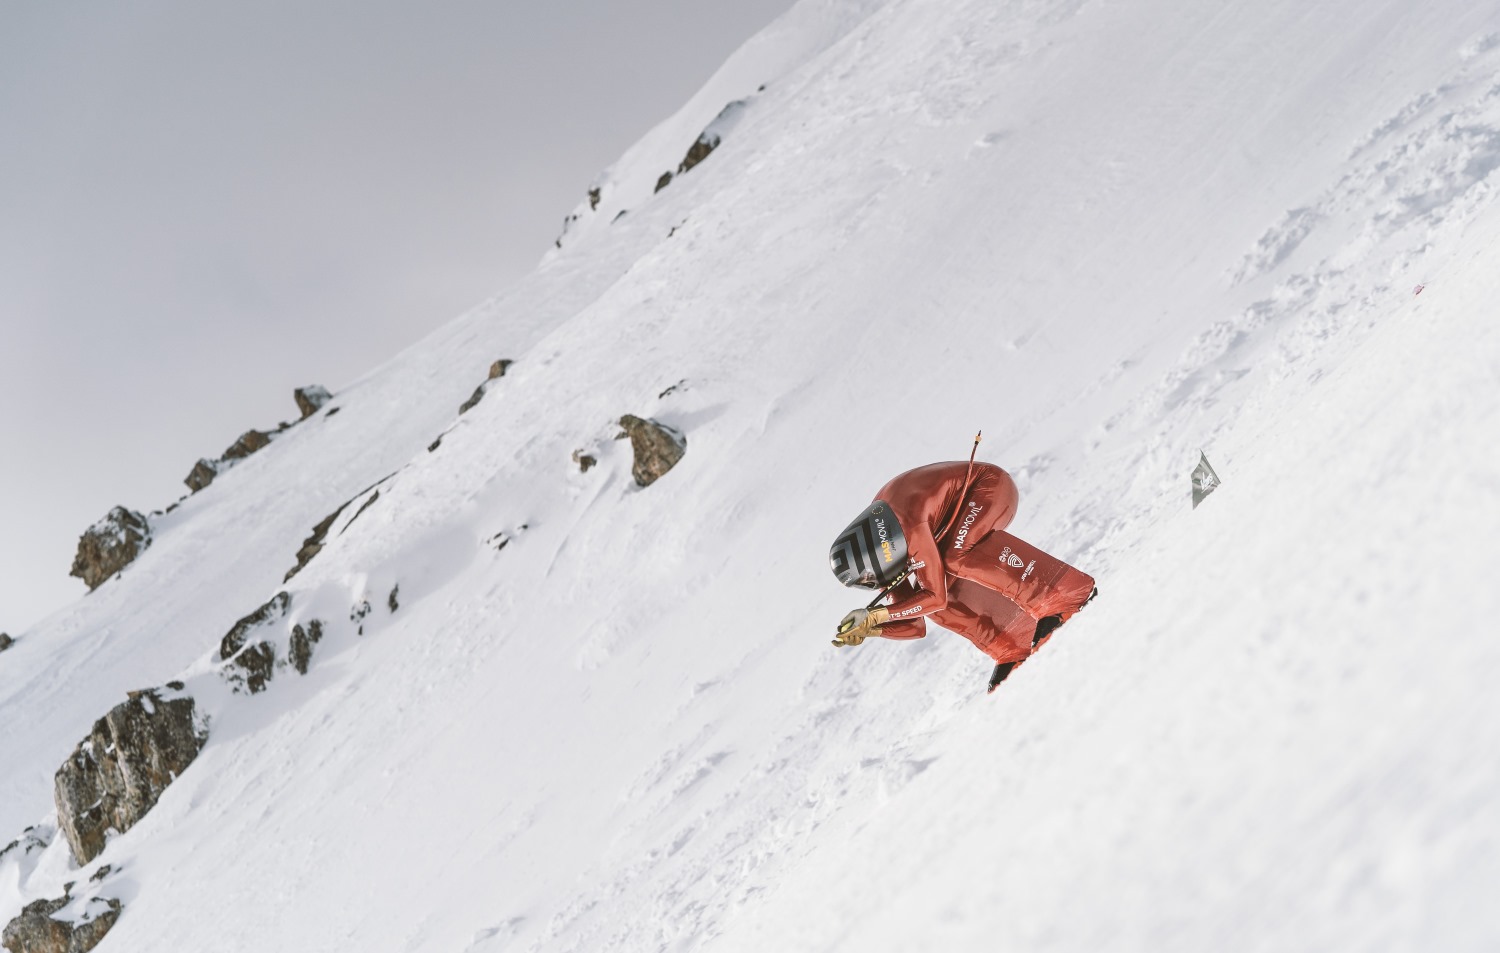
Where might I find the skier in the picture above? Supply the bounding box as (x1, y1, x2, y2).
(829, 456, 1096, 692)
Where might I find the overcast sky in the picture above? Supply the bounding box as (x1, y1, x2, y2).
(0, 1, 790, 633)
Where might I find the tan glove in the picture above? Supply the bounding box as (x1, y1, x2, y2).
(832, 606, 891, 647)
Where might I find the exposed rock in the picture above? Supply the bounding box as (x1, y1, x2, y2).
(351, 600, 372, 636)
(572, 450, 597, 473)
(677, 133, 720, 175)
(294, 385, 333, 419)
(53, 688, 207, 865)
(618, 415, 687, 487)
(588, 187, 601, 210)
(283, 474, 395, 582)
(458, 386, 487, 415)
(664, 100, 745, 187)
(219, 592, 291, 661)
(230, 642, 275, 694)
(0, 827, 49, 864)
(284, 507, 347, 582)
(219, 593, 289, 693)
(69, 508, 151, 591)
(2, 894, 121, 953)
(288, 620, 324, 675)
(341, 491, 381, 536)
(0, 633, 13, 653)
(459, 360, 514, 414)
(220, 429, 271, 461)
(387, 586, 400, 613)
(184, 459, 220, 492)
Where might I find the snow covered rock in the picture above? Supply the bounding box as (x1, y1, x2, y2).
(1, 894, 121, 953)
(53, 687, 207, 865)
(653, 100, 748, 194)
(294, 385, 333, 419)
(457, 359, 514, 414)
(618, 415, 686, 487)
(218, 592, 290, 694)
(67, 508, 151, 592)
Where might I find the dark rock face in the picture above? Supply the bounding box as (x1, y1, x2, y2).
(459, 360, 514, 414)
(572, 450, 597, 473)
(219, 592, 291, 660)
(588, 187, 601, 210)
(184, 458, 220, 492)
(53, 689, 207, 865)
(294, 385, 333, 419)
(458, 386, 486, 414)
(618, 415, 687, 487)
(288, 620, 324, 675)
(232, 643, 275, 694)
(654, 171, 674, 193)
(0, 633, 13, 653)
(220, 429, 271, 462)
(69, 508, 151, 591)
(2, 894, 121, 953)
(677, 132, 721, 175)
(219, 592, 290, 694)
(285, 507, 346, 582)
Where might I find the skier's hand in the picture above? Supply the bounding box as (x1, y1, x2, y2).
(833, 606, 890, 646)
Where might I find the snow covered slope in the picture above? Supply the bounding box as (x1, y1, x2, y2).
(5, 0, 1500, 950)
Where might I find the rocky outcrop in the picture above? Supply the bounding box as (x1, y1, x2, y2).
(618, 415, 686, 487)
(184, 459, 220, 493)
(571, 450, 597, 473)
(294, 385, 333, 419)
(458, 359, 514, 414)
(1, 894, 120, 953)
(0, 826, 48, 864)
(284, 506, 346, 582)
(220, 429, 271, 461)
(0, 633, 13, 653)
(68, 508, 151, 591)
(219, 592, 290, 694)
(53, 687, 207, 865)
(677, 132, 720, 176)
(654, 100, 746, 195)
(288, 620, 325, 675)
(183, 388, 334, 493)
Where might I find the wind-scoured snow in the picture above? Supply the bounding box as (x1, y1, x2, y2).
(4, 0, 1500, 950)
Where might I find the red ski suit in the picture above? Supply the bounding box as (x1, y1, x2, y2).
(872, 462, 1095, 665)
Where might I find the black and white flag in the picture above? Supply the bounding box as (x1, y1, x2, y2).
(1191, 451, 1221, 509)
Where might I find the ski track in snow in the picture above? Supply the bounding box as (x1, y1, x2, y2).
(5, 1, 1500, 951)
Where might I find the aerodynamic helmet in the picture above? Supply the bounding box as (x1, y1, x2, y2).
(829, 500, 908, 589)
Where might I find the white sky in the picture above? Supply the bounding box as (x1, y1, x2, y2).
(0, 1, 790, 633)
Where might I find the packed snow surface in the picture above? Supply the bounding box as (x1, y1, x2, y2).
(4, 0, 1500, 950)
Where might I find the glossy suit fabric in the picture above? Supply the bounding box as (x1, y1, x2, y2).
(868, 462, 1095, 664)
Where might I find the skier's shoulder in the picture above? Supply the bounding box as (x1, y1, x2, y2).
(880, 460, 978, 497)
